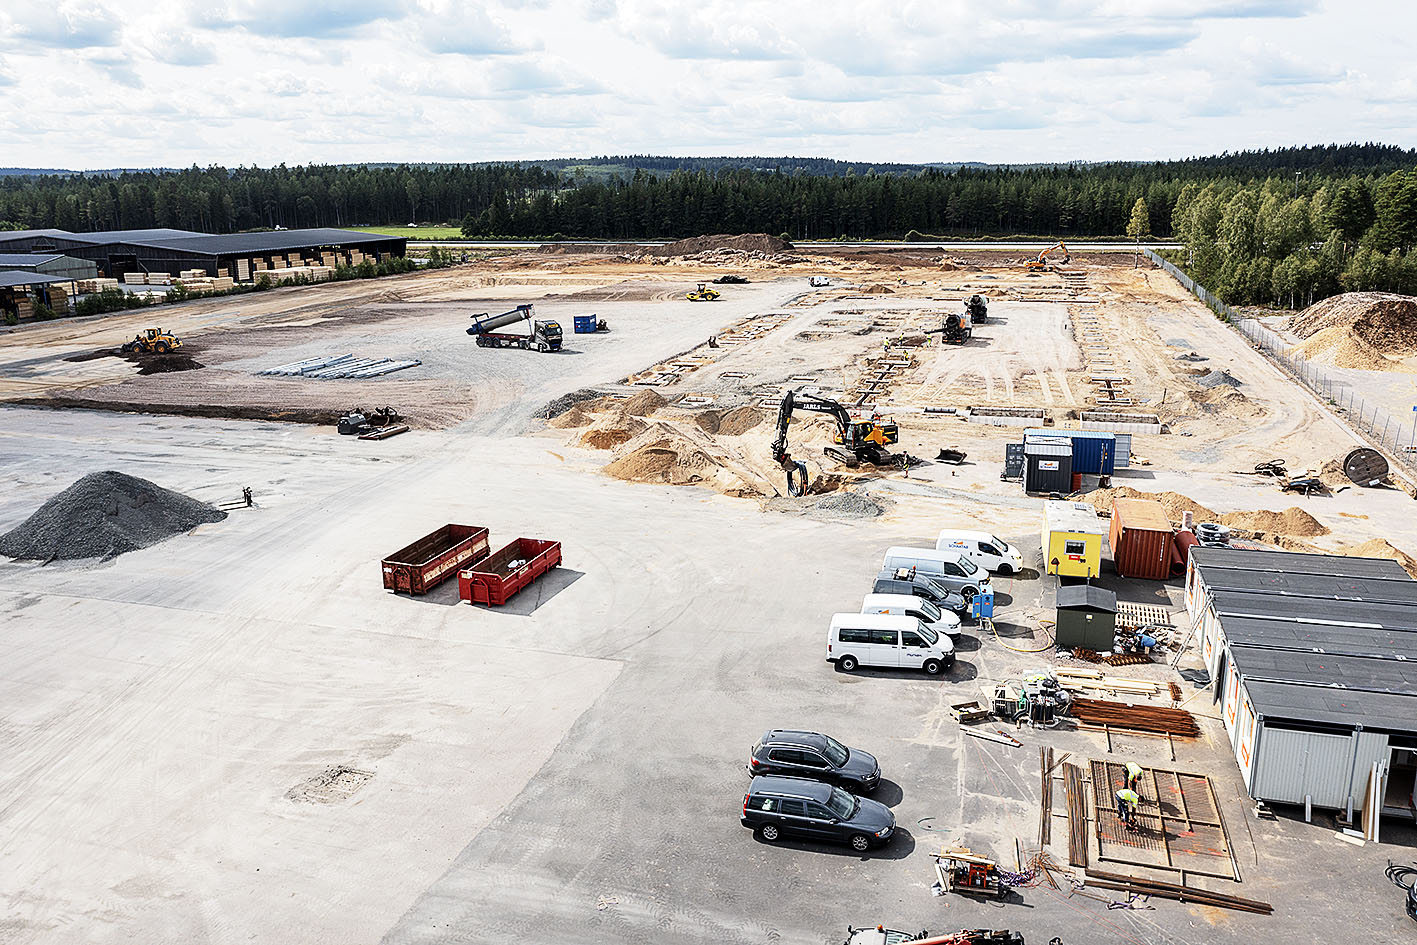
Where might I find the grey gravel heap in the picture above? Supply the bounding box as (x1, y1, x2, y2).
(0, 471, 227, 562)
(814, 492, 884, 518)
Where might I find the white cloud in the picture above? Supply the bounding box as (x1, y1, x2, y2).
(0, 0, 1413, 169)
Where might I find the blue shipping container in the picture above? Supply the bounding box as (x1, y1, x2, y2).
(573, 315, 598, 334)
(1023, 429, 1116, 476)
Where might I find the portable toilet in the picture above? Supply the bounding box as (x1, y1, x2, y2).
(1054, 585, 1117, 651)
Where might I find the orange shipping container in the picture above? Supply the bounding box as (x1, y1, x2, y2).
(1109, 497, 1174, 580)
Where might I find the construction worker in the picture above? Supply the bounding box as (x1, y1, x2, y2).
(1125, 762, 1144, 793)
(1116, 788, 1140, 830)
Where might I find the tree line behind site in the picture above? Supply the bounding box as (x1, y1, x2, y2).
(2, 143, 1415, 308)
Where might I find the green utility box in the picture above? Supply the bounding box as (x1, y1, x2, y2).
(1055, 584, 1117, 651)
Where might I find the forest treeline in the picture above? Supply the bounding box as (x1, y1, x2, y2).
(1, 144, 1413, 253)
(1171, 165, 1417, 307)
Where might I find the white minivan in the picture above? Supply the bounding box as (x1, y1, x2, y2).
(860, 593, 962, 640)
(935, 530, 1025, 574)
(826, 613, 955, 676)
(881, 547, 991, 600)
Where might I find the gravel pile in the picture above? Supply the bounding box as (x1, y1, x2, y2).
(1196, 369, 1242, 388)
(0, 471, 227, 562)
(814, 492, 884, 518)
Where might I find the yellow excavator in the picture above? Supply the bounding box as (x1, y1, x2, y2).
(120, 328, 182, 354)
(1024, 241, 1070, 271)
(686, 283, 721, 302)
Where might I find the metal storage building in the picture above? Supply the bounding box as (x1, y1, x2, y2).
(1041, 500, 1105, 579)
(0, 227, 406, 280)
(1024, 428, 1119, 476)
(1055, 584, 1117, 650)
(1023, 439, 1072, 493)
(0, 253, 98, 280)
(1185, 547, 1417, 824)
(1108, 497, 1174, 580)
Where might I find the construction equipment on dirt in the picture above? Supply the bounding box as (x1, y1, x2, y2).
(337, 406, 402, 435)
(1025, 241, 1070, 270)
(931, 849, 1004, 899)
(809, 276, 832, 287)
(925, 311, 972, 344)
(467, 304, 562, 352)
(686, 283, 721, 301)
(966, 294, 988, 323)
(770, 389, 900, 493)
(120, 327, 181, 354)
(358, 424, 408, 441)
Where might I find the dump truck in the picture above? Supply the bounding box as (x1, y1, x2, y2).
(466, 304, 562, 352)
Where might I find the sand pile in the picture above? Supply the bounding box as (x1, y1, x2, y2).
(619, 389, 666, 417)
(860, 284, 895, 295)
(647, 233, 793, 257)
(1288, 292, 1417, 355)
(1085, 486, 1217, 522)
(717, 405, 764, 436)
(603, 422, 756, 494)
(693, 410, 722, 434)
(1337, 538, 1417, 579)
(0, 471, 226, 562)
(1186, 386, 1262, 417)
(1293, 326, 1413, 372)
(1219, 507, 1329, 537)
(547, 405, 592, 428)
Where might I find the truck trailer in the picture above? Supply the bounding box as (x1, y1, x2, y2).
(467, 304, 563, 352)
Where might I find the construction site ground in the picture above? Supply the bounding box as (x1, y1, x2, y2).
(2, 247, 1415, 945)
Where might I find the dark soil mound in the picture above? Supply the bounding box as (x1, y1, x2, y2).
(131, 353, 205, 375)
(0, 470, 227, 561)
(648, 233, 793, 257)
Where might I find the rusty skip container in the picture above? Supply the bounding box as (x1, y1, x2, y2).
(1109, 498, 1174, 581)
(382, 524, 490, 595)
(459, 537, 562, 606)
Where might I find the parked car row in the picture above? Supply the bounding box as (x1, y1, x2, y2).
(827, 531, 1019, 677)
(743, 730, 895, 852)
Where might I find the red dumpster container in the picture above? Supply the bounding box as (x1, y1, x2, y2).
(458, 537, 562, 606)
(382, 524, 490, 595)
(1109, 498, 1174, 580)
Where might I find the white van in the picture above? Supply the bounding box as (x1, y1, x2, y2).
(881, 547, 991, 599)
(935, 530, 1025, 574)
(826, 613, 955, 676)
(861, 593, 962, 639)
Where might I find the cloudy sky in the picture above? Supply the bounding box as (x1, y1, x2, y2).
(0, 0, 1412, 169)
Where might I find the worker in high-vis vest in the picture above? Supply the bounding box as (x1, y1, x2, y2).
(1116, 788, 1140, 829)
(1125, 762, 1144, 792)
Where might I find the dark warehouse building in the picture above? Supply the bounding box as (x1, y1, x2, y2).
(0, 227, 407, 281)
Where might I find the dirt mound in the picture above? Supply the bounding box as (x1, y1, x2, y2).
(693, 409, 722, 434)
(1219, 507, 1329, 537)
(814, 492, 883, 517)
(619, 388, 666, 417)
(580, 427, 634, 450)
(860, 284, 895, 295)
(547, 405, 592, 428)
(1186, 386, 1262, 417)
(133, 354, 205, 375)
(647, 233, 793, 257)
(0, 470, 226, 562)
(1288, 292, 1417, 355)
(1293, 326, 1413, 372)
(1337, 538, 1417, 579)
(1085, 486, 1216, 523)
(717, 405, 764, 436)
(1196, 369, 1242, 388)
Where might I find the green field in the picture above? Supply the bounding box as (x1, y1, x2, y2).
(348, 225, 467, 239)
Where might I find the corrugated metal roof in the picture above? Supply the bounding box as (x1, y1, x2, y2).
(0, 271, 71, 287)
(1024, 440, 1071, 457)
(1219, 615, 1417, 661)
(1025, 428, 1116, 441)
(1199, 566, 1417, 605)
(1111, 497, 1171, 532)
(123, 228, 403, 255)
(1231, 644, 1417, 695)
(1210, 588, 1417, 630)
(1245, 679, 1417, 734)
(0, 254, 62, 267)
(1043, 499, 1103, 534)
(1056, 584, 1116, 612)
(55, 228, 206, 245)
(1191, 546, 1409, 580)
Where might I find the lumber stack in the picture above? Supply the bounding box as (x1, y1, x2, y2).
(1064, 762, 1088, 867)
(1085, 869, 1272, 915)
(1071, 696, 1199, 737)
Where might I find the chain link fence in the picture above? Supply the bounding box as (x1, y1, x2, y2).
(1143, 248, 1417, 474)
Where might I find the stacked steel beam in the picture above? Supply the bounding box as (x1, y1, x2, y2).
(1070, 697, 1200, 737)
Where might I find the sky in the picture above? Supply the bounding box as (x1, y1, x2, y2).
(0, 0, 1413, 170)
